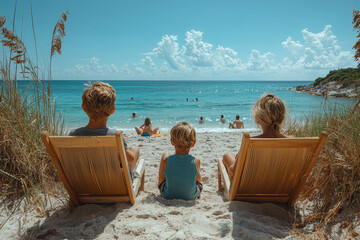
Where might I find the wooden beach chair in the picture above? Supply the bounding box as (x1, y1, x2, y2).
(218, 132, 327, 207)
(41, 131, 145, 206)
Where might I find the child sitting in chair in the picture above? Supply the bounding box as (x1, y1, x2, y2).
(135, 117, 159, 136)
(69, 82, 140, 175)
(222, 94, 290, 181)
(158, 122, 203, 200)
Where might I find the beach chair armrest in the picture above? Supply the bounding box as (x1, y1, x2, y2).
(218, 159, 231, 200)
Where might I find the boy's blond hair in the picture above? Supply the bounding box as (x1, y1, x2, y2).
(252, 94, 286, 133)
(82, 82, 116, 120)
(170, 122, 196, 151)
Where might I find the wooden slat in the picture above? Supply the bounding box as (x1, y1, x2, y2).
(78, 195, 130, 203)
(132, 158, 145, 197)
(41, 131, 79, 206)
(217, 161, 222, 192)
(235, 194, 290, 203)
(116, 131, 135, 205)
(49, 136, 118, 148)
(229, 133, 250, 201)
(218, 159, 231, 200)
(289, 131, 328, 207)
(248, 138, 319, 148)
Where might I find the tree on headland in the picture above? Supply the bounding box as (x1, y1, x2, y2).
(353, 9, 360, 68)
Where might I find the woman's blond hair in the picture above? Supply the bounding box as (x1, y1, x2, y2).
(170, 122, 196, 151)
(252, 94, 286, 133)
(82, 82, 116, 120)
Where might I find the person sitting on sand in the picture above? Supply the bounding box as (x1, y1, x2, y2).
(199, 116, 204, 124)
(229, 115, 244, 129)
(222, 94, 290, 181)
(69, 82, 140, 178)
(135, 117, 159, 136)
(132, 112, 137, 118)
(220, 115, 226, 124)
(158, 122, 203, 200)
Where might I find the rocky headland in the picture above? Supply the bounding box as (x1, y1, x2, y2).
(296, 68, 360, 98)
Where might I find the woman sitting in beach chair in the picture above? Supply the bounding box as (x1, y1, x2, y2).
(222, 94, 290, 181)
(135, 117, 159, 136)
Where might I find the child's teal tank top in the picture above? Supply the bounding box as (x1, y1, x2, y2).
(162, 154, 198, 200)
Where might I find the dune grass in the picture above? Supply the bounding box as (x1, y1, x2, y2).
(285, 98, 360, 238)
(0, 10, 68, 218)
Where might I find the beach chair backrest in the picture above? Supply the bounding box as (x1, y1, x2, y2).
(41, 131, 135, 206)
(230, 132, 327, 206)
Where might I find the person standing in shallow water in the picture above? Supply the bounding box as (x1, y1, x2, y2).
(229, 115, 244, 129)
(220, 115, 226, 124)
(199, 117, 204, 124)
(222, 94, 291, 181)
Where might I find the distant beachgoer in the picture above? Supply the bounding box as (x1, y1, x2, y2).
(158, 122, 202, 200)
(222, 94, 291, 181)
(186, 98, 189, 101)
(220, 115, 226, 124)
(199, 117, 204, 124)
(132, 113, 137, 118)
(229, 115, 244, 129)
(135, 117, 159, 136)
(131, 97, 134, 100)
(196, 98, 198, 102)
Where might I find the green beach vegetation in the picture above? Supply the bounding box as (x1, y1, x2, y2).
(314, 67, 360, 86)
(0, 9, 69, 216)
(285, 99, 360, 238)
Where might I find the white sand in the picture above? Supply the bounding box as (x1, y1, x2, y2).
(1, 132, 301, 239)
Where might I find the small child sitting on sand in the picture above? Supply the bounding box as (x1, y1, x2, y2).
(222, 94, 290, 181)
(69, 82, 140, 177)
(158, 122, 203, 200)
(135, 117, 159, 136)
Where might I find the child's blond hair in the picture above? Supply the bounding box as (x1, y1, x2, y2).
(82, 82, 116, 120)
(170, 122, 196, 151)
(253, 94, 286, 133)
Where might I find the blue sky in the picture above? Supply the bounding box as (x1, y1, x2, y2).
(1, 0, 359, 80)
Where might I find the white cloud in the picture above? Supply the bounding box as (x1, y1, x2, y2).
(281, 37, 304, 55)
(152, 30, 242, 73)
(246, 50, 276, 71)
(282, 25, 353, 69)
(59, 26, 355, 80)
(153, 35, 184, 70)
(141, 56, 156, 69)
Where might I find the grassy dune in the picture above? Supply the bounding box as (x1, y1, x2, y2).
(285, 99, 360, 238)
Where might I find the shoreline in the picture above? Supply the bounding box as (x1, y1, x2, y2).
(296, 81, 359, 98)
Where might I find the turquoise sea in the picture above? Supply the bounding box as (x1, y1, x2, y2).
(49, 80, 352, 134)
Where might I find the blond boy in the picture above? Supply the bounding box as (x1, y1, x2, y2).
(158, 122, 202, 200)
(70, 82, 140, 172)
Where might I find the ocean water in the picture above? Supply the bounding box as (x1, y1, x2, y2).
(48, 80, 352, 134)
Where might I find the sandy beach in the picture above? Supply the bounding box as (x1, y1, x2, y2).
(1, 132, 304, 239)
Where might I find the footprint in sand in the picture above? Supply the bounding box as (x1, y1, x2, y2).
(168, 210, 183, 215)
(83, 221, 94, 230)
(136, 214, 151, 219)
(216, 214, 231, 220)
(202, 176, 209, 182)
(212, 210, 224, 216)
